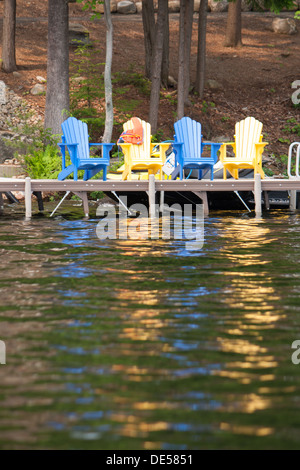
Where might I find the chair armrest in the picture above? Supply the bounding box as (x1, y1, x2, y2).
(255, 142, 268, 148)
(219, 142, 236, 162)
(58, 142, 79, 148)
(151, 142, 172, 163)
(202, 142, 222, 163)
(172, 142, 184, 166)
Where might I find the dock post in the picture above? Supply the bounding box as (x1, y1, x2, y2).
(254, 173, 262, 217)
(193, 191, 209, 216)
(148, 174, 156, 218)
(25, 177, 32, 219)
(0, 193, 3, 214)
(289, 190, 297, 210)
(160, 190, 165, 214)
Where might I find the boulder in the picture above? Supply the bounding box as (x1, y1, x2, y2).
(30, 84, 46, 96)
(69, 23, 91, 46)
(206, 79, 223, 91)
(117, 1, 137, 14)
(271, 18, 297, 35)
(208, 0, 228, 12)
(136, 1, 142, 13)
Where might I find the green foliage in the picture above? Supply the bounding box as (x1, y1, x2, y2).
(283, 118, 300, 137)
(90, 191, 105, 200)
(151, 129, 164, 143)
(70, 43, 104, 114)
(4, 109, 62, 179)
(295, 11, 300, 19)
(278, 137, 290, 144)
(264, 167, 274, 177)
(112, 68, 151, 96)
(24, 145, 61, 179)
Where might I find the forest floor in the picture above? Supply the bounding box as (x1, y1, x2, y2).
(0, 1, 300, 175)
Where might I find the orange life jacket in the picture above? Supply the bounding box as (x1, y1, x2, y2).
(118, 117, 143, 145)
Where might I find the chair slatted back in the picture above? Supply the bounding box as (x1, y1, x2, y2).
(122, 118, 151, 159)
(235, 117, 263, 162)
(61, 117, 90, 163)
(174, 117, 203, 160)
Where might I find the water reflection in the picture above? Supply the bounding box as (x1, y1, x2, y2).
(0, 208, 300, 449)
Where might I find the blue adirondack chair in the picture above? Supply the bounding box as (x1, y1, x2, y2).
(173, 117, 222, 180)
(58, 117, 113, 181)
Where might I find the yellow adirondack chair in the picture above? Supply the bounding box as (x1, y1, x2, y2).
(219, 117, 268, 179)
(119, 118, 170, 180)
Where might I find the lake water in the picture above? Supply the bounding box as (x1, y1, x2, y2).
(0, 202, 300, 450)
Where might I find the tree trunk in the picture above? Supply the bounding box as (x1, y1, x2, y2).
(44, 0, 70, 136)
(183, 0, 194, 105)
(103, 0, 114, 144)
(177, 0, 186, 120)
(148, 0, 166, 133)
(224, 0, 242, 48)
(142, 0, 156, 79)
(2, 0, 17, 73)
(161, 0, 169, 88)
(195, 0, 208, 98)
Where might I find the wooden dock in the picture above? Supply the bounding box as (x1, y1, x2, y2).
(1, 174, 300, 218)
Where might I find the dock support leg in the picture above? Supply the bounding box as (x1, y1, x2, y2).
(160, 190, 165, 214)
(264, 191, 270, 210)
(148, 174, 156, 218)
(0, 193, 3, 214)
(74, 191, 89, 218)
(25, 177, 32, 219)
(254, 173, 262, 217)
(289, 190, 297, 210)
(193, 191, 209, 216)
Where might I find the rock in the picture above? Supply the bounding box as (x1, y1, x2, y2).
(69, 23, 91, 46)
(208, 0, 228, 12)
(12, 71, 22, 79)
(168, 75, 177, 87)
(30, 84, 46, 96)
(206, 79, 223, 91)
(36, 76, 46, 83)
(117, 1, 137, 14)
(168, 0, 180, 12)
(136, 1, 142, 13)
(0, 81, 7, 105)
(271, 18, 297, 35)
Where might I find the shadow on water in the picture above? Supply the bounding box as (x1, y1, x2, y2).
(0, 203, 300, 449)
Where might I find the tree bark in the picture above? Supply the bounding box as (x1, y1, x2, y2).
(142, 0, 156, 79)
(148, 0, 166, 133)
(224, 0, 243, 48)
(44, 0, 70, 135)
(177, 0, 186, 120)
(161, 0, 169, 88)
(103, 0, 114, 144)
(195, 0, 208, 98)
(183, 0, 194, 105)
(2, 0, 17, 73)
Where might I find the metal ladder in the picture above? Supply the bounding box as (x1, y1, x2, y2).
(288, 142, 300, 209)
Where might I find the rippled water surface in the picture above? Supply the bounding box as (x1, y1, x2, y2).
(1, 203, 300, 449)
